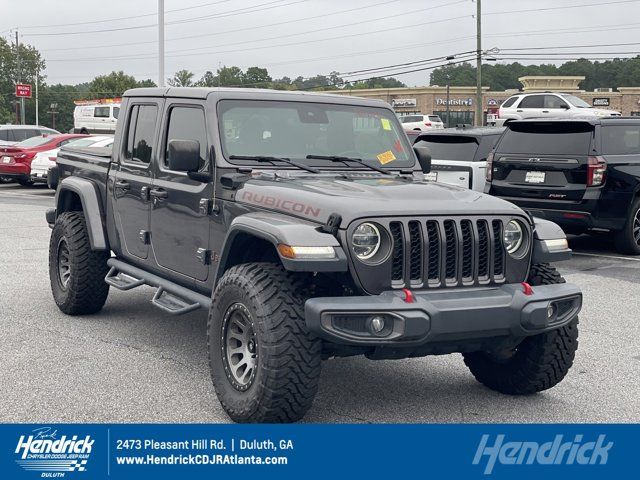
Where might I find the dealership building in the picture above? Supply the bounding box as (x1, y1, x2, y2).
(328, 76, 640, 125)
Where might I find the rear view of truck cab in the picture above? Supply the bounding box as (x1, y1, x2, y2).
(486, 118, 640, 254)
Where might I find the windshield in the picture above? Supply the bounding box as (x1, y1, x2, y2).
(561, 94, 591, 108)
(219, 100, 415, 169)
(415, 136, 479, 161)
(16, 135, 54, 147)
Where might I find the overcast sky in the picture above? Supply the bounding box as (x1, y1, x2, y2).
(2, 0, 640, 87)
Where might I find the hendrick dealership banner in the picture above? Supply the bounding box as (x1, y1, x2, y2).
(0, 424, 635, 479)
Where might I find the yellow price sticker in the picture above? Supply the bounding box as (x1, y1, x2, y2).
(377, 150, 396, 165)
(381, 118, 392, 131)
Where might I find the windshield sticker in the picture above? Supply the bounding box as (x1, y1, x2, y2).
(377, 150, 396, 165)
(381, 118, 392, 131)
(393, 139, 404, 153)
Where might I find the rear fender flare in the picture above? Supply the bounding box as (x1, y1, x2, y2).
(55, 177, 108, 250)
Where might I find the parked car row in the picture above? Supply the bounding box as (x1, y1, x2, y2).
(410, 116, 640, 255)
(0, 133, 114, 188)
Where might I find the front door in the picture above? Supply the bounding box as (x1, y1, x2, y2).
(150, 101, 212, 282)
(112, 101, 162, 261)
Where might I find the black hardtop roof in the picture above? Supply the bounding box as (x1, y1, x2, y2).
(122, 87, 388, 108)
(509, 117, 640, 127)
(417, 126, 505, 139)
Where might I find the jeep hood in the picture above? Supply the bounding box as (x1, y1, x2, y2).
(237, 174, 524, 226)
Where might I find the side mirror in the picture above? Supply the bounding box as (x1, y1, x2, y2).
(167, 139, 200, 172)
(413, 146, 432, 173)
(560, 104, 570, 109)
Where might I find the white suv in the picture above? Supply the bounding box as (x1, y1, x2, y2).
(496, 92, 620, 125)
(399, 114, 444, 131)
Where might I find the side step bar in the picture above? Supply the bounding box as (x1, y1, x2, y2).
(105, 258, 211, 315)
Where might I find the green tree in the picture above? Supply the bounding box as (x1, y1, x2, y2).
(168, 69, 195, 87)
(242, 66, 272, 88)
(0, 37, 46, 124)
(87, 71, 155, 98)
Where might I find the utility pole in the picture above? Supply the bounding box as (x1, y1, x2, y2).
(48, 103, 58, 131)
(16, 30, 25, 125)
(475, 0, 482, 126)
(158, 0, 165, 87)
(35, 69, 39, 126)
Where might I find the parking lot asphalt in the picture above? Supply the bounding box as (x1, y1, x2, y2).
(1, 183, 638, 424)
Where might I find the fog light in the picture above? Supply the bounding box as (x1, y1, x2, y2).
(547, 304, 556, 319)
(370, 316, 385, 334)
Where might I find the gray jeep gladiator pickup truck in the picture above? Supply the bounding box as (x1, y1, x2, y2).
(46, 87, 582, 423)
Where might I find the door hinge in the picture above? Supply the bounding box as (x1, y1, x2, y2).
(139, 230, 151, 244)
(199, 198, 212, 215)
(196, 248, 212, 265)
(140, 186, 150, 201)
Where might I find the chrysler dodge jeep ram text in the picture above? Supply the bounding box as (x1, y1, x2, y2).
(47, 87, 582, 423)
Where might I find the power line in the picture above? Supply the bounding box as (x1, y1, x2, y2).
(485, 0, 640, 16)
(45, 13, 473, 62)
(38, 0, 403, 52)
(22, 0, 308, 36)
(500, 42, 640, 51)
(11, 0, 235, 30)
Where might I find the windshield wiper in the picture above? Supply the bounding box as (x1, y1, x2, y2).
(305, 154, 392, 175)
(229, 155, 320, 174)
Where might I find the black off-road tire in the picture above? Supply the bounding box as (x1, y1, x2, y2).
(208, 262, 322, 423)
(614, 197, 640, 255)
(463, 264, 579, 395)
(49, 211, 110, 315)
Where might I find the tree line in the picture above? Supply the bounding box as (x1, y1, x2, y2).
(3, 36, 640, 133)
(430, 57, 640, 91)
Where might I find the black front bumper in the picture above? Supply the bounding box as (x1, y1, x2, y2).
(305, 283, 581, 347)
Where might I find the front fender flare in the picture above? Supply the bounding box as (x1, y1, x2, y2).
(216, 212, 348, 283)
(55, 177, 108, 250)
(531, 217, 571, 263)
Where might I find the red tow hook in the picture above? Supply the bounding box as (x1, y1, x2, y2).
(521, 282, 534, 296)
(402, 288, 415, 303)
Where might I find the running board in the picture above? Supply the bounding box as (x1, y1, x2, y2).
(105, 258, 211, 314)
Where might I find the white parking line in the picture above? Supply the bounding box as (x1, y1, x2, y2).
(0, 192, 53, 199)
(572, 252, 640, 262)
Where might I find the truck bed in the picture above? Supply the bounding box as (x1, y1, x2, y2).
(56, 146, 113, 207)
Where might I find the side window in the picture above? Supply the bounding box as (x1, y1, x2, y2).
(113, 107, 120, 119)
(501, 96, 518, 108)
(164, 106, 208, 171)
(518, 95, 544, 109)
(602, 125, 640, 155)
(0, 130, 7, 141)
(94, 106, 110, 118)
(125, 105, 158, 164)
(545, 95, 569, 109)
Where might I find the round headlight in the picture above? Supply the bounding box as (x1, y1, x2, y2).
(503, 220, 524, 255)
(352, 223, 381, 260)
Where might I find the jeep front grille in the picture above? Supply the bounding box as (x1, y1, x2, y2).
(387, 218, 507, 288)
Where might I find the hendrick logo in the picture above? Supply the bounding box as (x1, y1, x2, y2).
(473, 434, 613, 475)
(14, 427, 94, 476)
(528, 158, 542, 163)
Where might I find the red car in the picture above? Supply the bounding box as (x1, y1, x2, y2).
(0, 134, 88, 186)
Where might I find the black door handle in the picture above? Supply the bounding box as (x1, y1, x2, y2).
(114, 180, 130, 190)
(150, 188, 168, 200)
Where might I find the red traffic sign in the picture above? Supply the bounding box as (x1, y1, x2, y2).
(15, 84, 32, 98)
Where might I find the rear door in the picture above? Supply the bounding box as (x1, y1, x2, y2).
(149, 100, 212, 282)
(490, 121, 594, 202)
(112, 101, 162, 261)
(516, 94, 545, 119)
